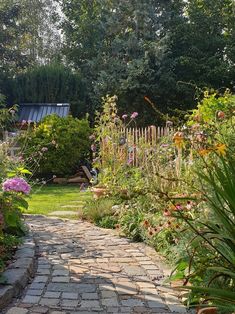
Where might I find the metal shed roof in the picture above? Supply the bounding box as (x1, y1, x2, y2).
(18, 103, 70, 123)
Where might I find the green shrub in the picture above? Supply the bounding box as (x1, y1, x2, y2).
(20, 115, 91, 176)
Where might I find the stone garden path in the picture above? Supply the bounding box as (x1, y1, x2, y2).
(5, 216, 187, 314)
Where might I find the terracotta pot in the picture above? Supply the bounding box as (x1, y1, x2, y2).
(91, 187, 108, 199)
(197, 307, 217, 314)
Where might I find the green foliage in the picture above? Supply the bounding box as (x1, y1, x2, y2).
(0, 192, 28, 236)
(13, 64, 86, 117)
(119, 205, 146, 242)
(20, 114, 91, 176)
(60, 0, 235, 124)
(188, 91, 235, 124)
(0, 0, 61, 74)
(82, 197, 117, 227)
(170, 155, 235, 310)
(0, 234, 22, 275)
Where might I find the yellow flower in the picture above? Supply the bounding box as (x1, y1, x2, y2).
(198, 149, 210, 156)
(214, 143, 226, 155)
(173, 132, 184, 148)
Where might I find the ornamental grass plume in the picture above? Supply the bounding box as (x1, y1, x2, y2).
(2, 177, 31, 195)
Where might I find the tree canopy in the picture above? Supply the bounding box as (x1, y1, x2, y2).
(0, 0, 234, 124)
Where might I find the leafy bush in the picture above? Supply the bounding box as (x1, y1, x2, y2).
(21, 115, 91, 176)
(188, 90, 235, 124)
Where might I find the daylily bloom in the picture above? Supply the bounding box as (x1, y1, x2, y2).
(215, 143, 226, 155)
(173, 132, 184, 148)
(198, 148, 210, 156)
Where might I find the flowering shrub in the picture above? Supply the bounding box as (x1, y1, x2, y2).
(2, 177, 31, 194)
(20, 114, 91, 176)
(0, 103, 32, 280)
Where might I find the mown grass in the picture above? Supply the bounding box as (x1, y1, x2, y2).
(24, 185, 92, 217)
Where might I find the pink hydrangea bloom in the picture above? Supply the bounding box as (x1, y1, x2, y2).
(131, 112, 138, 119)
(2, 177, 31, 195)
(122, 114, 128, 119)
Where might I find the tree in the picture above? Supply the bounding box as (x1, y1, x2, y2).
(13, 63, 86, 117)
(60, 0, 235, 124)
(159, 0, 235, 111)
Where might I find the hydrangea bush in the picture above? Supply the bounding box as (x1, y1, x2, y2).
(3, 177, 31, 194)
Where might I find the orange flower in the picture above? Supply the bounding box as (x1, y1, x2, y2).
(173, 132, 184, 148)
(214, 143, 226, 156)
(198, 148, 210, 156)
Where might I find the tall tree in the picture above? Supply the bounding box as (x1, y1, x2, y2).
(60, 0, 235, 124)
(13, 63, 86, 116)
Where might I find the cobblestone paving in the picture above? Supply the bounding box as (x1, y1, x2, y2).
(5, 216, 187, 314)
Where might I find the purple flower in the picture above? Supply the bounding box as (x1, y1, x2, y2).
(41, 147, 48, 152)
(127, 158, 133, 165)
(131, 112, 138, 119)
(122, 114, 128, 119)
(2, 177, 31, 195)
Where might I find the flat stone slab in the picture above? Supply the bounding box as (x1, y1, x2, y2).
(48, 211, 78, 216)
(5, 216, 188, 313)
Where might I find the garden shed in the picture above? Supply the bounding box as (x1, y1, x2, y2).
(17, 103, 70, 123)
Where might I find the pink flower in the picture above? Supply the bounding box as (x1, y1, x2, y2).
(174, 203, 182, 211)
(2, 177, 31, 195)
(122, 114, 128, 119)
(163, 210, 171, 217)
(131, 112, 138, 119)
(127, 158, 133, 165)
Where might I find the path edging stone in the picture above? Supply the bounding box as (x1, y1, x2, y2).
(0, 231, 36, 310)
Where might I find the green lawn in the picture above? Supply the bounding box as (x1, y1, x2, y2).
(24, 185, 92, 218)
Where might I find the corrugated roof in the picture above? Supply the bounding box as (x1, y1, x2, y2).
(18, 103, 70, 123)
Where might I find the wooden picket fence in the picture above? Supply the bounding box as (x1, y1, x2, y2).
(100, 125, 170, 167)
